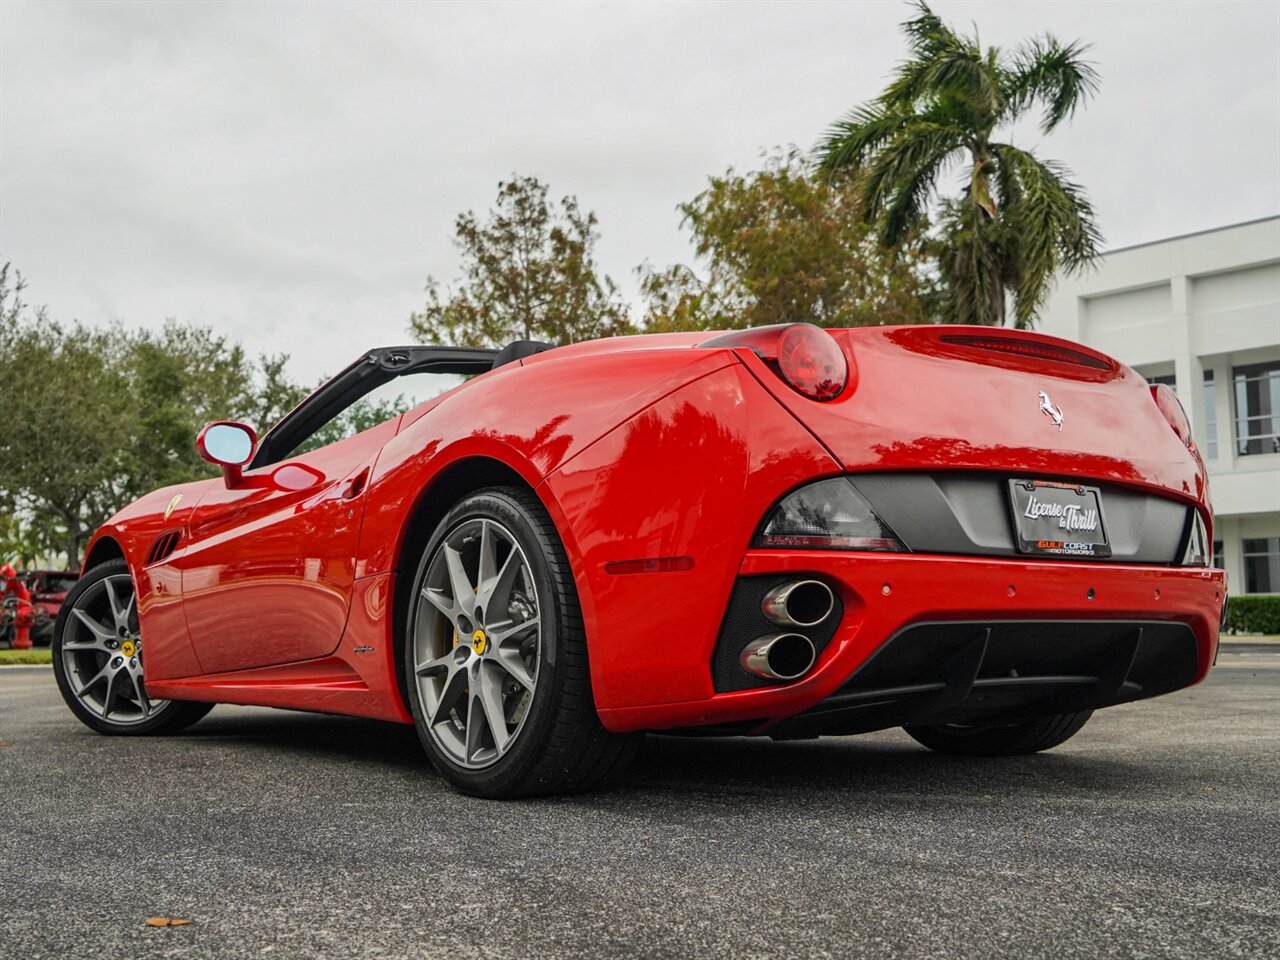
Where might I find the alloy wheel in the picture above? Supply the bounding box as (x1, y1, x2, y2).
(60, 573, 167, 725)
(412, 517, 541, 769)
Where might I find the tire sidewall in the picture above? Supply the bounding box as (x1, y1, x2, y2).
(405, 489, 570, 797)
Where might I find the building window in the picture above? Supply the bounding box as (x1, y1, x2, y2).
(1233, 360, 1280, 456)
(1243, 538, 1280, 593)
(1148, 373, 1177, 389)
(1203, 370, 1218, 459)
(1213, 539, 1223, 570)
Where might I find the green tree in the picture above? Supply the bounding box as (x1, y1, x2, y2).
(640, 150, 938, 332)
(0, 268, 336, 566)
(816, 1, 1102, 327)
(409, 176, 633, 347)
(0, 311, 136, 566)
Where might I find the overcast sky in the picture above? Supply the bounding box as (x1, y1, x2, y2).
(2, 0, 1278, 385)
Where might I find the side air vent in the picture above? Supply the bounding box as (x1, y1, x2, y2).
(939, 334, 1113, 371)
(146, 530, 182, 566)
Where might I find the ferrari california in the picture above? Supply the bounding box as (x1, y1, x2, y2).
(52, 323, 1225, 797)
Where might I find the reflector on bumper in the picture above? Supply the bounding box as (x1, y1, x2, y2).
(1182, 511, 1210, 567)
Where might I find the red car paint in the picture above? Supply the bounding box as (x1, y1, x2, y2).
(25, 570, 77, 620)
(81, 326, 1223, 732)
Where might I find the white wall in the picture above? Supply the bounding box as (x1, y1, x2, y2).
(1039, 216, 1280, 591)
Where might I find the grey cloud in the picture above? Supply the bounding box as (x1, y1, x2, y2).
(2, 0, 1276, 385)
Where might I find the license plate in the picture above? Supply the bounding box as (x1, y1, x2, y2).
(1008, 479, 1111, 558)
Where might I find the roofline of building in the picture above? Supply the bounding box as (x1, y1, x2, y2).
(1104, 214, 1280, 257)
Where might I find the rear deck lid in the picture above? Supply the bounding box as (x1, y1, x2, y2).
(733, 325, 1205, 504)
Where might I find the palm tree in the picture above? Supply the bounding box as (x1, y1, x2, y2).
(817, 1, 1102, 327)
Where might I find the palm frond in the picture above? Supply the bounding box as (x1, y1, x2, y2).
(882, 3, 1001, 121)
(900, 1, 953, 60)
(863, 122, 967, 244)
(816, 103, 914, 175)
(1002, 36, 1099, 133)
(992, 143, 1102, 326)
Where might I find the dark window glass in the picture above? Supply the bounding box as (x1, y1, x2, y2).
(1233, 360, 1280, 456)
(1213, 539, 1224, 570)
(1242, 537, 1280, 593)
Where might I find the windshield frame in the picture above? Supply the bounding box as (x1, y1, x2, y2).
(249, 345, 498, 469)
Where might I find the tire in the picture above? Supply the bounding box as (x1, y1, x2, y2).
(904, 711, 1093, 757)
(405, 486, 638, 798)
(53, 558, 213, 736)
(31, 617, 55, 647)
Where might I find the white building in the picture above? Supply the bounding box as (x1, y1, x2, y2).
(1039, 216, 1280, 594)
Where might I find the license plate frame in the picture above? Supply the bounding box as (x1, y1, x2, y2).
(1008, 479, 1111, 559)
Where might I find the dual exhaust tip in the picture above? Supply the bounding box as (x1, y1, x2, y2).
(740, 580, 835, 682)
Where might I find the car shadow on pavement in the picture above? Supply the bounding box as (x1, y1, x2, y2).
(184, 709, 426, 769)
(616, 732, 1139, 799)
(180, 706, 1143, 800)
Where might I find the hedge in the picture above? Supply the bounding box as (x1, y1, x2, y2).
(1224, 595, 1280, 636)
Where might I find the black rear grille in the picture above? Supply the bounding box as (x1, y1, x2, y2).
(768, 619, 1199, 738)
(712, 575, 843, 692)
(145, 530, 181, 565)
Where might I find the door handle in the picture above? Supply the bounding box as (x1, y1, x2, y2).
(341, 469, 369, 501)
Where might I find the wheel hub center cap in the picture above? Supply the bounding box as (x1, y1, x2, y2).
(120, 639, 137, 658)
(471, 630, 488, 655)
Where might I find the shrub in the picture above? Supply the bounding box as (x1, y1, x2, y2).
(1224, 595, 1280, 636)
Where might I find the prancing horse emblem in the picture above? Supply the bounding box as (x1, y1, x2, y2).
(1038, 391, 1064, 431)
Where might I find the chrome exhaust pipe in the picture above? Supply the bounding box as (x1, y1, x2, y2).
(761, 579, 835, 628)
(740, 633, 817, 681)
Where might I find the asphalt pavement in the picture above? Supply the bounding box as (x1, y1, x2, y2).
(1, 645, 1277, 960)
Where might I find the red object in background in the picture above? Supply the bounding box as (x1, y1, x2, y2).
(73, 324, 1220, 740)
(0, 564, 35, 650)
(24, 570, 79, 646)
(26, 569, 77, 618)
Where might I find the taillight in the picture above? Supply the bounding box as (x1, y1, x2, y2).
(1151, 383, 1194, 450)
(756, 478, 905, 551)
(698, 323, 850, 401)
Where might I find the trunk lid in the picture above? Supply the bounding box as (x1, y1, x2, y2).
(740, 325, 1206, 506)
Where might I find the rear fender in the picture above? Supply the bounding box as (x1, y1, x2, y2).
(543, 362, 839, 714)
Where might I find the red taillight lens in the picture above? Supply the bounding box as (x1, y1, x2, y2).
(698, 323, 849, 401)
(777, 325, 847, 400)
(1151, 383, 1194, 450)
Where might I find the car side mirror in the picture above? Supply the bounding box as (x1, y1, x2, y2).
(196, 421, 258, 489)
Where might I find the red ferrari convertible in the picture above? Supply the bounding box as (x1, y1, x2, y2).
(53, 324, 1224, 797)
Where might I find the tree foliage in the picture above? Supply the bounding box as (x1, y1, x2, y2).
(0, 266, 388, 567)
(409, 176, 633, 348)
(640, 151, 939, 332)
(816, 0, 1102, 327)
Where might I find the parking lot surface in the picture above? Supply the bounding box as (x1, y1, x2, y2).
(1, 645, 1277, 959)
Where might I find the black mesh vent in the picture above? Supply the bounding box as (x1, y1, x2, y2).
(711, 575, 843, 692)
(145, 530, 181, 566)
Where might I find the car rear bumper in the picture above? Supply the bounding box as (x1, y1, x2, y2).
(596, 551, 1225, 734)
